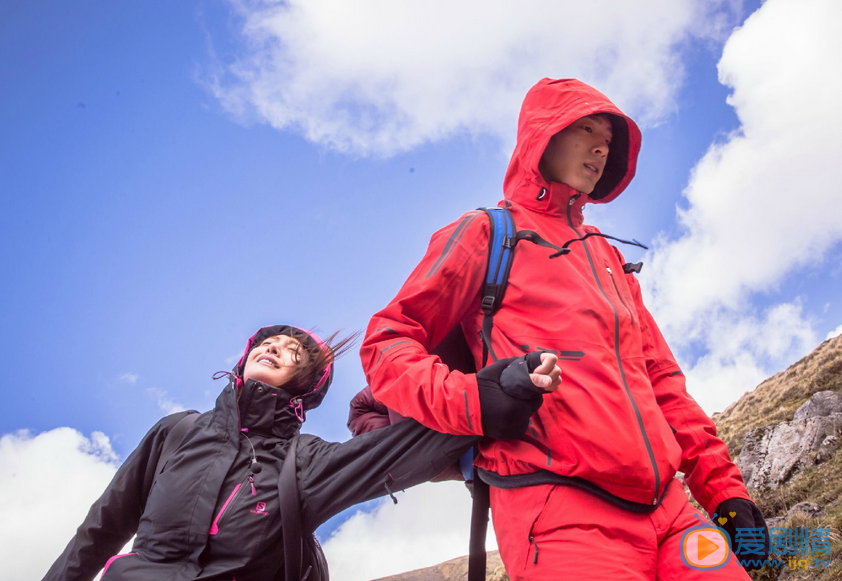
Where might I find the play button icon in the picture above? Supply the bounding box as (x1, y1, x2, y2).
(681, 526, 731, 570)
(697, 534, 720, 561)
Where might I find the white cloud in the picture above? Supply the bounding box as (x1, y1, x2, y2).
(642, 0, 842, 409)
(147, 388, 187, 415)
(323, 480, 494, 581)
(209, 0, 740, 156)
(827, 323, 842, 340)
(683, 302, 817, 413)
(0, 428, 120, 580)
(118, 372, 139, 384)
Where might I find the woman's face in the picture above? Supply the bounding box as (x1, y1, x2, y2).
(243, 334, 310, 388)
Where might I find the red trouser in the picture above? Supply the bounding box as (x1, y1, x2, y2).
(491, 479, 751, 581)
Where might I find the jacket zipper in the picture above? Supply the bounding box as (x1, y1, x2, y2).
(606, 266, 636, 326)
(209, 473, 252, 535)
(567, 196, 660, 505)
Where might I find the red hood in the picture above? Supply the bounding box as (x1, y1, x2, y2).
(503, 78, 641, 211)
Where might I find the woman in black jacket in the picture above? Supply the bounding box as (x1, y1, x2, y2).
(43, 324, 505, 581)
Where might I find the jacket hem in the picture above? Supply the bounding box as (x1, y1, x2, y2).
(478, 468, 663, 514)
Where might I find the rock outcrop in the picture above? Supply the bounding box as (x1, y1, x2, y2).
(714, 335, 842, 456)
(737, 391, 842, 490)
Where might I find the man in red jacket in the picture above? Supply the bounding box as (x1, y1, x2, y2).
(361, 78, 769, 579)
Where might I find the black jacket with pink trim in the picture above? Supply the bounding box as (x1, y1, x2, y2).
(43, 378, 476, 581)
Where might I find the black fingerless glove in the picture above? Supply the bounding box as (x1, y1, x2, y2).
(476, 352, 547, 440)
(715, 498, 770, 571)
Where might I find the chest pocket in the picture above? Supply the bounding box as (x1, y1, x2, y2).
(603, 259, 639, 328)
(204, 444, 283, 562)
(205, 477, 277, 557)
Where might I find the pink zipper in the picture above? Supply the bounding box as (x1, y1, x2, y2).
(209, 484, 242, 535)
(102, 552, 137, 574)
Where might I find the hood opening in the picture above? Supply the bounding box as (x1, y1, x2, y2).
(235, 325, 334, 413)
(589, 114, 630, 201)
(504, 78, 641, 207)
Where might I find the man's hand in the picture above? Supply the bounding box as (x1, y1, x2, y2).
(529, 352, 561, 392)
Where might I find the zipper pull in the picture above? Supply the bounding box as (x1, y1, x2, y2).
(291, 398, 305, 423)
(606, 267, 612, 275)
(249, 474, 256, 496)
(529, 535, 539, 564)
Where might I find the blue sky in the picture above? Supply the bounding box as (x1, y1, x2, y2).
(2, 1, 841, 579)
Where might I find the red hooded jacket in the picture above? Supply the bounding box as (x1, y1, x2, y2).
(361, 79, 749, 513)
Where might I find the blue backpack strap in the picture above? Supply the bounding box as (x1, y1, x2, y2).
(459, 446, 475, 481)
(479, 206, 517, 367)
(464, 206, 517, 480)
(462, 206, 517, 481)
(466, 206, 515, 581)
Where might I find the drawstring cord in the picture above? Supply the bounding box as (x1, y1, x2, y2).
(217, 370, 306, 423)
(301, 565, 313, 581)
(514, 229, 647, 259)
(384, 473, 398, 505)
(558, 232, 647, 255)
(213, 370, 240, 393)
(514, 230, 566, 257)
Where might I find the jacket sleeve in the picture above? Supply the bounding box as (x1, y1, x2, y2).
(623, 265, 751, 514)
(361, 211, 490, 436)
(41, 412, 192, 581)
(296, 420, 477, 532)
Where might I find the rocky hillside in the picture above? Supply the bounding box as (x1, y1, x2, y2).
(717, 335, 842, 581)
(374, 335, 842, 581)
(371, 552, 505, 581)
(714, 334, 842, 462)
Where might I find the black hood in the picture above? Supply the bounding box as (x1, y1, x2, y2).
(234, 325, 334, 413)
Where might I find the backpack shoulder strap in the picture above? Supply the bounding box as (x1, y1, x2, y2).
(478, 206, 516, 367)
(280, 437, 327, 581)
(280, 437, 304, 581)
(467, 206, 515, 581)
(468, 472, 491, 581)
(154, 411, 199, 478)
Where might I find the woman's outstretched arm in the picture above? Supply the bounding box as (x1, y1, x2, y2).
(295, 420, 477, 533)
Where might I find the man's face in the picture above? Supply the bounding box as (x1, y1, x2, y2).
(243, 334, 310, 388)
(538, 114, 613, 194)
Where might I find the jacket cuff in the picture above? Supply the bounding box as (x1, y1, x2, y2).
(703, 488, 753, 517)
